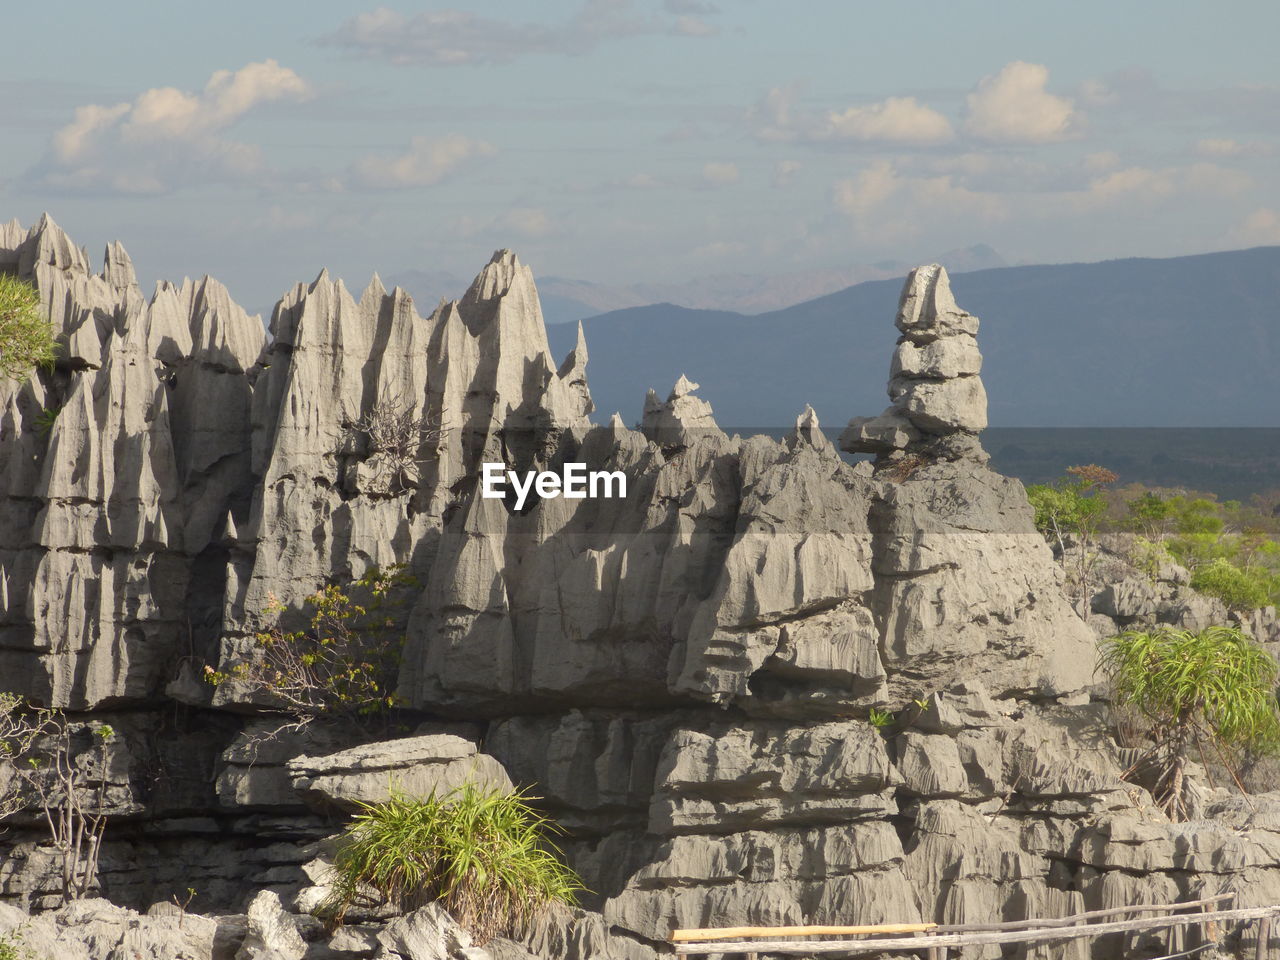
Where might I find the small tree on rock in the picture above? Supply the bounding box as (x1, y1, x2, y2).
(1100, 625, 1280, 820)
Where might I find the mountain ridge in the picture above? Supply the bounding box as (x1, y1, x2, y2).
(549, 244, 1280, 429)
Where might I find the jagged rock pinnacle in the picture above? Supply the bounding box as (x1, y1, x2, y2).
(842, 263, 987, 457)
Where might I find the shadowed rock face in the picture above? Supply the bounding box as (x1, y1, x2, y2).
(6, 216, 1277, 959)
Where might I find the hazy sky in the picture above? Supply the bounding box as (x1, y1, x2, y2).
(3, 1, 1278, 313)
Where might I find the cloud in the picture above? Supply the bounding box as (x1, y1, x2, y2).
(964, 61, 1077, 143)
(832, 160, 1007, 239)
(1227, 208, 1280, 247)
(452, 206, 558, 241)
(498, 207, 553, 238)
(1082, 151, 1121, 173)
(1082, 68, 1280, 123)
(34, 60, 310, 195)
(749, 85, 802, 142)
(347, 134, 494, 189)
(751, 87, 952, 145)
(1076, 162, 1251, 209)
(691, 239, 747, 258)
(702, 161, 740, 186)
(621, 172, 661, 188)
(819, 96, 953, 144)
(1195, 137, 1272, 158)
(670, 14, 717, 36)
(321, 1, 717, 67)
(663, 0, 718, 12)
(772, 160, 801, 187)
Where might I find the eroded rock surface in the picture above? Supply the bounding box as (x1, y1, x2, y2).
(1, 216, 1274, 959)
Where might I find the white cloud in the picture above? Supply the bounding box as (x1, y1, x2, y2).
(1082, 151, 1120, 172)
(36, 60, 310, 195)
(819, 96, 953, 144)
(691, 239, 747, 258)
(671, 14, 717, 37)
(1227, 208, 1280, 246)
(1198, 138, 1246, 157)
(772, 160, 801, 187)
(347, 134, 494, 189)
(1195, 137, 1272, 158)
(964, 61, 1077, 143)
(451, 205, 558, 241)
(1077, 162, 1251, 209)
(749, 85, 802, 142)
(832, 160, 1006, 239)
(621, 172, 661, 188)
(751, 87, 952, 145)
(498, 207, 552, 238)
(322, 1, 717, 67)
(702, 161, 740, 186)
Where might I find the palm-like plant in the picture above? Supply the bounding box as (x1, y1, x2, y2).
(1100, 625, 1280, 820)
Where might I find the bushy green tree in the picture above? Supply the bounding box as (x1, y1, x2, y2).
(1190, 557, 1275, 611)
(1111, 487, 1280, 611)
(322, 784, 583, 943)
(204, 565, 414, 733)
(0, 275, 56, 381)
(1100, 625, 1280, 820)
(1027, 464, 1118, 608)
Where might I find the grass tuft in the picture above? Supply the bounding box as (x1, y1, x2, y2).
(320, 782, 584, 944)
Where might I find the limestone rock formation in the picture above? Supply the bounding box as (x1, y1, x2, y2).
(1, 215, 1276, 960)
(841, 263, 986, 456)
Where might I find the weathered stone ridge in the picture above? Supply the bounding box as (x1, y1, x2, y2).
(2, 215, 1278, 959)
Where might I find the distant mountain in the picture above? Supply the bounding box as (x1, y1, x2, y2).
(388, 245, 1006, 324)
(548, 247, 1280, 429)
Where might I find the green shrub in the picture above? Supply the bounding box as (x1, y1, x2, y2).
(204, 565, 413, 732)
(322, 783, 583, 943)
(1100, 625, 1280, 819)
(0, 275, 56, 381)
(1190, 557, 1274, 611)
(867, 707, 894, 728)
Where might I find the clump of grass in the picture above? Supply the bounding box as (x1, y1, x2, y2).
(0, 274, 57, 381)
(867, 707, 895, 728)
(321, 782, 584, 944)
(0, 932, 29, 960)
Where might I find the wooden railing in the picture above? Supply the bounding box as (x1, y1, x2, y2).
(671, 893, 1280, 959)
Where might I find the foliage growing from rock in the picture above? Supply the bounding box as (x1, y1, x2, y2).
(205, 566, 414, 732)
(321, 783, 583, 943)
(1027, 464, 1117, 607)
(347, 394, 439, 495)
(1190, 557, 1275, 611)
(0, 695, 115, 902)
(1100, 625, 1280, 820)
(1125, 491, 1280, 610)
(867, 707, 894, 728)
(0, 275, 56, 381)
(0, 931, 28, 960)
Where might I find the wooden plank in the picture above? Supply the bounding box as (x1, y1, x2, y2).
(673, 904, 1280, 956)
(671, 922, 937, 942)
(934, 893, 1237, 934)
(1257, 915, 1270, 960)
(669, 894, 1235, 945)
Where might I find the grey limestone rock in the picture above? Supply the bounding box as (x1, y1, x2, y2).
(843, 264, 987, 453)
(237, 890, 307, 960)
(287, 732, 511, 813)
(6, 216, 1267, 958)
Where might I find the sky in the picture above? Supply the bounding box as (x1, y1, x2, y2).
(2, 1, 1279, 315)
